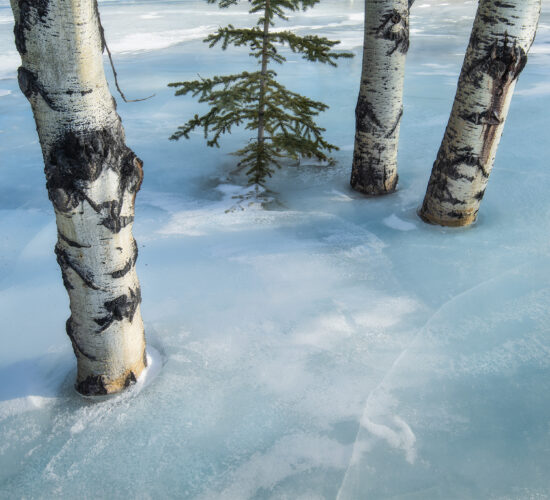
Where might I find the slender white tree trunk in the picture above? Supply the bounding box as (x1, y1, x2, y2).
(350, 0, 411, 195)
(11, 0, 147, 395)
(419, 0, 541, 227)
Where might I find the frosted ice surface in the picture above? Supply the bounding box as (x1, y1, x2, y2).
(1, 0, 550, 498)
(383, 214, 417, 232)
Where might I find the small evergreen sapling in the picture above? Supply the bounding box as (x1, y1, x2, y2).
(169, 0, 353, 187)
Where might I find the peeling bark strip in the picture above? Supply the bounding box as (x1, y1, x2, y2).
(350, 0, 410, 196)
(10, 0, 147, 395)
(419, 0, 541, 227)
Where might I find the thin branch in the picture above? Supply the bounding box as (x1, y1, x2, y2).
(103, 40, 155, 103)
(94, 0, 155, 103)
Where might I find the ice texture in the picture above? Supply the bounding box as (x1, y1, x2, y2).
(1, 0, 550, 498)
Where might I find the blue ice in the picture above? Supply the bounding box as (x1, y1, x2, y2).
(1, 0, 550, 497)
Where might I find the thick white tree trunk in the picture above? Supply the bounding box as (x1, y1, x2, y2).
(419, 0, 541, 227)
(350, 0, 410, 195)
(11, 0, 147, 395)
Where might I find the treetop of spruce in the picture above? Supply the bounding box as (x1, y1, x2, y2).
(169, 0, 353, 187)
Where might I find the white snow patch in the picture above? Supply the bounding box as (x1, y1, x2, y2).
(197, 433, 350, 500)
(360, 413, 417, 464)
(108, 26, 217, 53)
(158, 184, 313, 236)
(422, 62, 454, 68)
(0, 395, 55, 420)
(134, 346, 164, 392)
(348, 13, 364, 22)
(0, 89, 11, 97)
(140, 12, 163, 19)
(0, 51, 20, 78)
(353, 297, 418, 329)
(328, 189, 355, 202)
(530, 45, 550, 55)
(293, 313, 355, 349)
(383, 214, 417, 231)
(516, 82, 550, 96)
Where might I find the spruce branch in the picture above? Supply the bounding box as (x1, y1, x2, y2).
(270, 31, 354, 66)
(205, 26, 264, 51)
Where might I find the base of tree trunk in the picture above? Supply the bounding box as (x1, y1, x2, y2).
(75, 355, 147, 396)
(350, 174, 398, 196)
(418, 1, 541, 227)
(418, 207, 477, 227)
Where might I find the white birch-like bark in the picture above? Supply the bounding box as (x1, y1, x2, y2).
(11, 0, 147, 395)
(419, 0, 541, 227)
(350, 0, 411, 195)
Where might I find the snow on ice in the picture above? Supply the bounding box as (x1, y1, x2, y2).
(1, 0, 550, 497)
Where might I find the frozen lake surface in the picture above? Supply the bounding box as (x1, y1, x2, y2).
(1, 0, 550, 497)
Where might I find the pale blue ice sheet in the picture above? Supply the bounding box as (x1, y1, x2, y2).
(1, 0, 550, 498)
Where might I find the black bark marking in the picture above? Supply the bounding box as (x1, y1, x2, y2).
(480, 13, 499, 27)
(385, 107, 403, 138)
(65, 89, 93, 96)
(424, 161, 465, 206)
(474, 189, 486, 201)
(487, 34, 527, 83)
(111, 260, 132, 279)
(55, 245, 101, 291)
(448, 210, 468, 219)
(110, 239, 138, 278)
(124, 371, 137, 388)
(46, 125, 143, 216)
(76, 375, 107, 396)
(464, 32, 527, 89)
(60, 268, 74, 290)
(17, 67, 57, 110)
(105, 287, 141, 322)
(58, 231, 90, 249)
(462, 110, 501, 126)
(445, 148, 488, 180)
(423, 146, 489, 208)
(14, 0, 51, 54)
(351, 141, 397, 195)
(94, 315, 112, 330)
(66, 318, 97, 361)
(95, 287, 142, 332)
(479, 34, 527, 166)
(355, 96, 383, 133)
(99, 200, 134, 233)
(376, 9, 410, 55)
(143, 348, 148, 368)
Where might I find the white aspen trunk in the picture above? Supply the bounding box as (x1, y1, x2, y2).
(350, 0, 410, 195)
(11, 0, 147, 395)
(419, 0, 541, 227)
